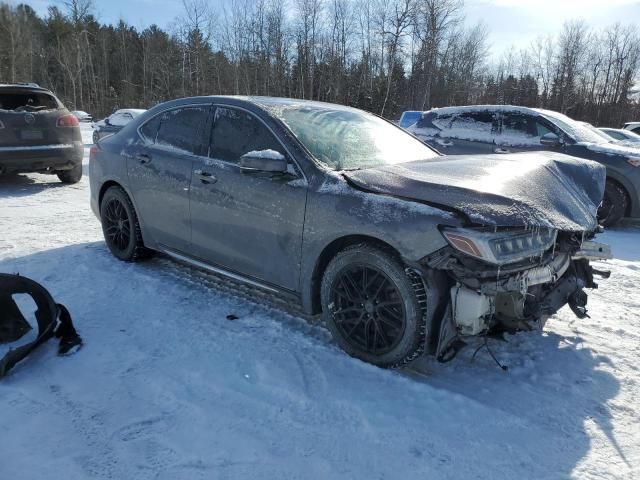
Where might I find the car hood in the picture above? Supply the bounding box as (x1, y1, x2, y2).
(343, 151, 605, 231)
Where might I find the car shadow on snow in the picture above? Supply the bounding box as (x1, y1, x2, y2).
(0, 241, 629, 478)
(0, 172, 70, 196)
(409, 327, 629, 472)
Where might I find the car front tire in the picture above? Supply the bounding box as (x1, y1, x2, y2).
(100, 186, 151, 261)
(598, 179, 628, 227)
(320, 244, 425, 368)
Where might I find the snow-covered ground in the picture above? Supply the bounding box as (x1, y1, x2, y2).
(1, 124, 639, 479)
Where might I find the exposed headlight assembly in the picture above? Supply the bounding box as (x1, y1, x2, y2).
(441, 227, 557, 265)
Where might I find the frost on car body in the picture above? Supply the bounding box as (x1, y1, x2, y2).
(90, 96, 612, 367)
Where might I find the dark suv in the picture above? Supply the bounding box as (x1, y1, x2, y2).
(0, 83, 83, 183)
(407, 105, 640, 227)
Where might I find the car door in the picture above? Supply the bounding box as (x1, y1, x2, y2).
(189, 105, 307, 291)
(435, 110, 500, 155)
(497, 111, 556, 153)
(126, 104, 210, 252)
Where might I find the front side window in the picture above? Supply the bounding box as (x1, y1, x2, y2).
(274, 105, 438, 170)
(210, 107, 283, 163)
(499, 112, 552, 146)
(154, 106, 209, 155)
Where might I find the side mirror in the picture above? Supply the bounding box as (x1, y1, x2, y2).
(240, 150, 287, 173)
(104, 117, 111, 126)
(540, 132, 561, 147)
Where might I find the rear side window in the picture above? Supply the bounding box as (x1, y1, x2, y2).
(210, 107, 282, 163)
(0, 91, 60, 111)
(500, 112, 553, 146)
(139, 115, 162, 143)
(154, 106, 209, 155)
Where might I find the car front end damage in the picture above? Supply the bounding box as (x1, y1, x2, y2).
(413, 226, 612, 362)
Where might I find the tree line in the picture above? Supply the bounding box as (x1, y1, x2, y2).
(1, 0, 638, 126)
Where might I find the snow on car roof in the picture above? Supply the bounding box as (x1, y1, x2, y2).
(427, 104, 537, 115)
(112, 108, 146, 116)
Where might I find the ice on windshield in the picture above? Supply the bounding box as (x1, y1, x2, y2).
(276, 106, 438, 170)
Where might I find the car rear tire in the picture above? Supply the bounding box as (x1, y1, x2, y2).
(57, 163, 82, 184)
(100, 186, 151, 261)
(92, 130, 99, 144)
(598, 179, 628, 227)
(320, 244, 425, 368)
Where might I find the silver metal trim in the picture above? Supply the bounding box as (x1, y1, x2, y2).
(572, 241, 613, 260)
(0, 144, 74, 152)
(161, 247, 280, 293)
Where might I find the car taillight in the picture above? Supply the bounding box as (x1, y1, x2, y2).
(57, 114, 79, 127)
(89, 145, 99, 159)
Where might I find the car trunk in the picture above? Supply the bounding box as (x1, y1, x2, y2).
(343, 151, 606, 232)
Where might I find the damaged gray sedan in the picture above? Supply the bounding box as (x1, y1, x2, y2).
(89, 96, 611, 367)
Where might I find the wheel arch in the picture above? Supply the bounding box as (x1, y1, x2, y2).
(605, 174, 634, 217)
(307, 234, 404, 315)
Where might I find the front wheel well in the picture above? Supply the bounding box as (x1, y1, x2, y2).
(309, 235, 403, 315)
(606, 176, 632, 216)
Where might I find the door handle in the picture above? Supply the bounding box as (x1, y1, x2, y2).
(194, 169, 218, 184)
(493, 147, 510, 154)
(137, 153, 152, 164)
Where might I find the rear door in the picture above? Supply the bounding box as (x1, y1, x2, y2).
(433, 110, 499, 155)
(496, 111, 556, 153)
(189, 105, 307, 291)
(126, 104, 210, 252)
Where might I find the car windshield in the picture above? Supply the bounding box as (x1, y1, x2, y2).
(538, 110, 610, 144)
(275, 105, 439, 170)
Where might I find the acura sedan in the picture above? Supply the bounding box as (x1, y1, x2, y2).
(89, 96, 611, 367)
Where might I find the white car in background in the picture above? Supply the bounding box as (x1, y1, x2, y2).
(72, 110, 93, 122)
(623, 122, 640, 135)
(601, 127, 640, 144)
(93, 108, 146, 144)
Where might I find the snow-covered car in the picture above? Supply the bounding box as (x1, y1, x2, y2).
(407, 105, 640, 226)
(623, 122, 640, 135)
(0, 83, 83, 183)
(600, 127, 640, 144)
(93, 108, 146, 144)
(71, 110, 93, 122)
(89, 96, 611, 368)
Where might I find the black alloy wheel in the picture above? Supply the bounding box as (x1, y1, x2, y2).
(100, 186, 151, 261)
(330, 265, 406, 356)
(320, 244, 425, 368)
(103, 198, 132, 252)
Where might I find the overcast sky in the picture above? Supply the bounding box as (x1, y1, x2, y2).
(11, 0, 640, 61)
